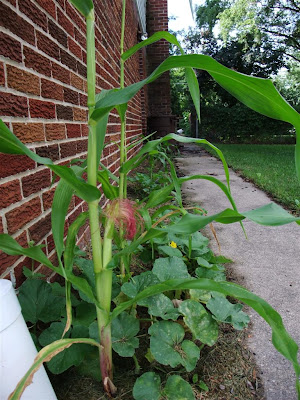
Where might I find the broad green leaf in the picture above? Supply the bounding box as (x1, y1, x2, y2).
(64, 212, 89, 272)
(111, 312, 140, 357)
(0, 120, 100, 202)
(110, 278, 300, 395)
(158, 245, 183, 258)
(9, 337, 100, 400)
(39, 323, 90, 374)
(73, 302, 96, 327)
(0, 234, 59, 273)
(73, 257, 96, 303)
(207, 294, 250, 330)
(18, 280, 65, 324)
(196, 266, 226, 282)
(190, 288, 212, 303)
(152, 256, 190, 281)
(164, 375, 195, 400)
(133, 373, 195, 400)
(97, 170, 119, 199)
(139, 293, 180, 320)
(178, 300, 219, 346)
(133, 372, 161, 400)
(149, 321, 200, 372)
(67, 0, 93, 17)
(121, 271, 160, 298)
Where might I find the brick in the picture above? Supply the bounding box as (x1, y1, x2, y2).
(77, 61, 87, 78)
(0, 218, 3, 234)
(51, 62, 70, 84)
(73, 107, 86, 121)
(24, 46, 51, 77)
(60, 49, 77, 71)
(66, 3, 85, 32)
(77, 139, 88, 153)
(58, 9, 74, 37)
(0, 62, 4, 86)
(60, 141, 77, 158)
(45, 124, 66, 140)
(68, 37, 82, 59)
(47, 233, 55, 253)
(42, 187, 55, 210)
(68, 206, 81, 225)
(0, 154, 35, 179)
(81, 124, 89, 136)
(79, 93, 87, 107)
(64, 87, 79, 105)
(22, 169, 51, 197)
(56, 0, 65, 11)
(74, 27, 85, 48)
(0, 92, 28, 117)
(66, 124, 81, 138)
(28, 214, 51, 243)
(70, 72, 83, 91)
(0, 32, 22, 62)
(41, 78, 63, 101)
(36, 144, 60, 161)
(30, 99, 56, 119)
(7, 65, 40, 96)
(6, 197, 42, 234)
(19, 0, 47, 30)
(12, 123, 45, 143)
(56, 104, 73, 120)
(0, 2, 35, 45)
(37, 31, 60, 61)
(48, 19, 68, 48)
(35, 0, 56, 19)
(0, 180, 22, 209)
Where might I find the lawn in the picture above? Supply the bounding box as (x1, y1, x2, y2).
(208, 144, 300, 212)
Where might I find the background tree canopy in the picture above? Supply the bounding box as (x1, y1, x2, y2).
(171, 0, 300, 143)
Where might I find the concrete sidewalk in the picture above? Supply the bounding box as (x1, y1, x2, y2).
(176, 144, 300, 400)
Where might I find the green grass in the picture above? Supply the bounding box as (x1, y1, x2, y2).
(207, 144, 300, 212)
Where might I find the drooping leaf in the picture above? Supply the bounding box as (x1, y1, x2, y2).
(18, 279, 65, 324)
(152, 256, 190, 281)
(144, 184, 174, 209)
(111, 312, 140, 357)
(149, 321, 200, 372)
(39, 322, 90, 374)
(207, 294, 250, 330)
(243, 202, 300, 226)
(0, 234, 59, 273)
(9, 337, 100, 400)
(178, 300, 219, 346)
(0, 120, 100, 202)
(97, 170, 119, 199)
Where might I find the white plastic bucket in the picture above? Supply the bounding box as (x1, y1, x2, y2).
(0, 279, 57, 400)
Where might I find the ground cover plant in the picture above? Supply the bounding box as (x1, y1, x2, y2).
(1, 0, 300, 398)
(205, 144, 300, 212)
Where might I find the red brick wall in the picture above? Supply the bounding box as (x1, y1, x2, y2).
(146, 0, 171, 118)
(0, 0, 147, 285)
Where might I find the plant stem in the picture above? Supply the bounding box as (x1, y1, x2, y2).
(119, 0, 127, 276)
(85, 8, 114, 394)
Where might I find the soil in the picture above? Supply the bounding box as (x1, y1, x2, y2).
(50, 150, 265, 400)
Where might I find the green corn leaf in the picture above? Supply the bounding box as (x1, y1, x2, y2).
(0, 120, 100, 202)
(64, 212, 89, 272)
(97, 170, 119, 199)
(52, 179, 74, 261)
(90, 53, 300, 177)
(8, 337, 100, 400)
(0, 234, 59, 273)
(67, 0, 93, 17)
(95, 113, 109, 170)
(185, 67, 200, 121)
(111, 278, 300, 396)
(144, 183, 174, 209)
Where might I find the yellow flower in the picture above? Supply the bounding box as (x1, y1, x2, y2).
(170, 241, 177, 249)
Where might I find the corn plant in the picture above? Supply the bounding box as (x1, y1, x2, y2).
(1, 0, 300, 398)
